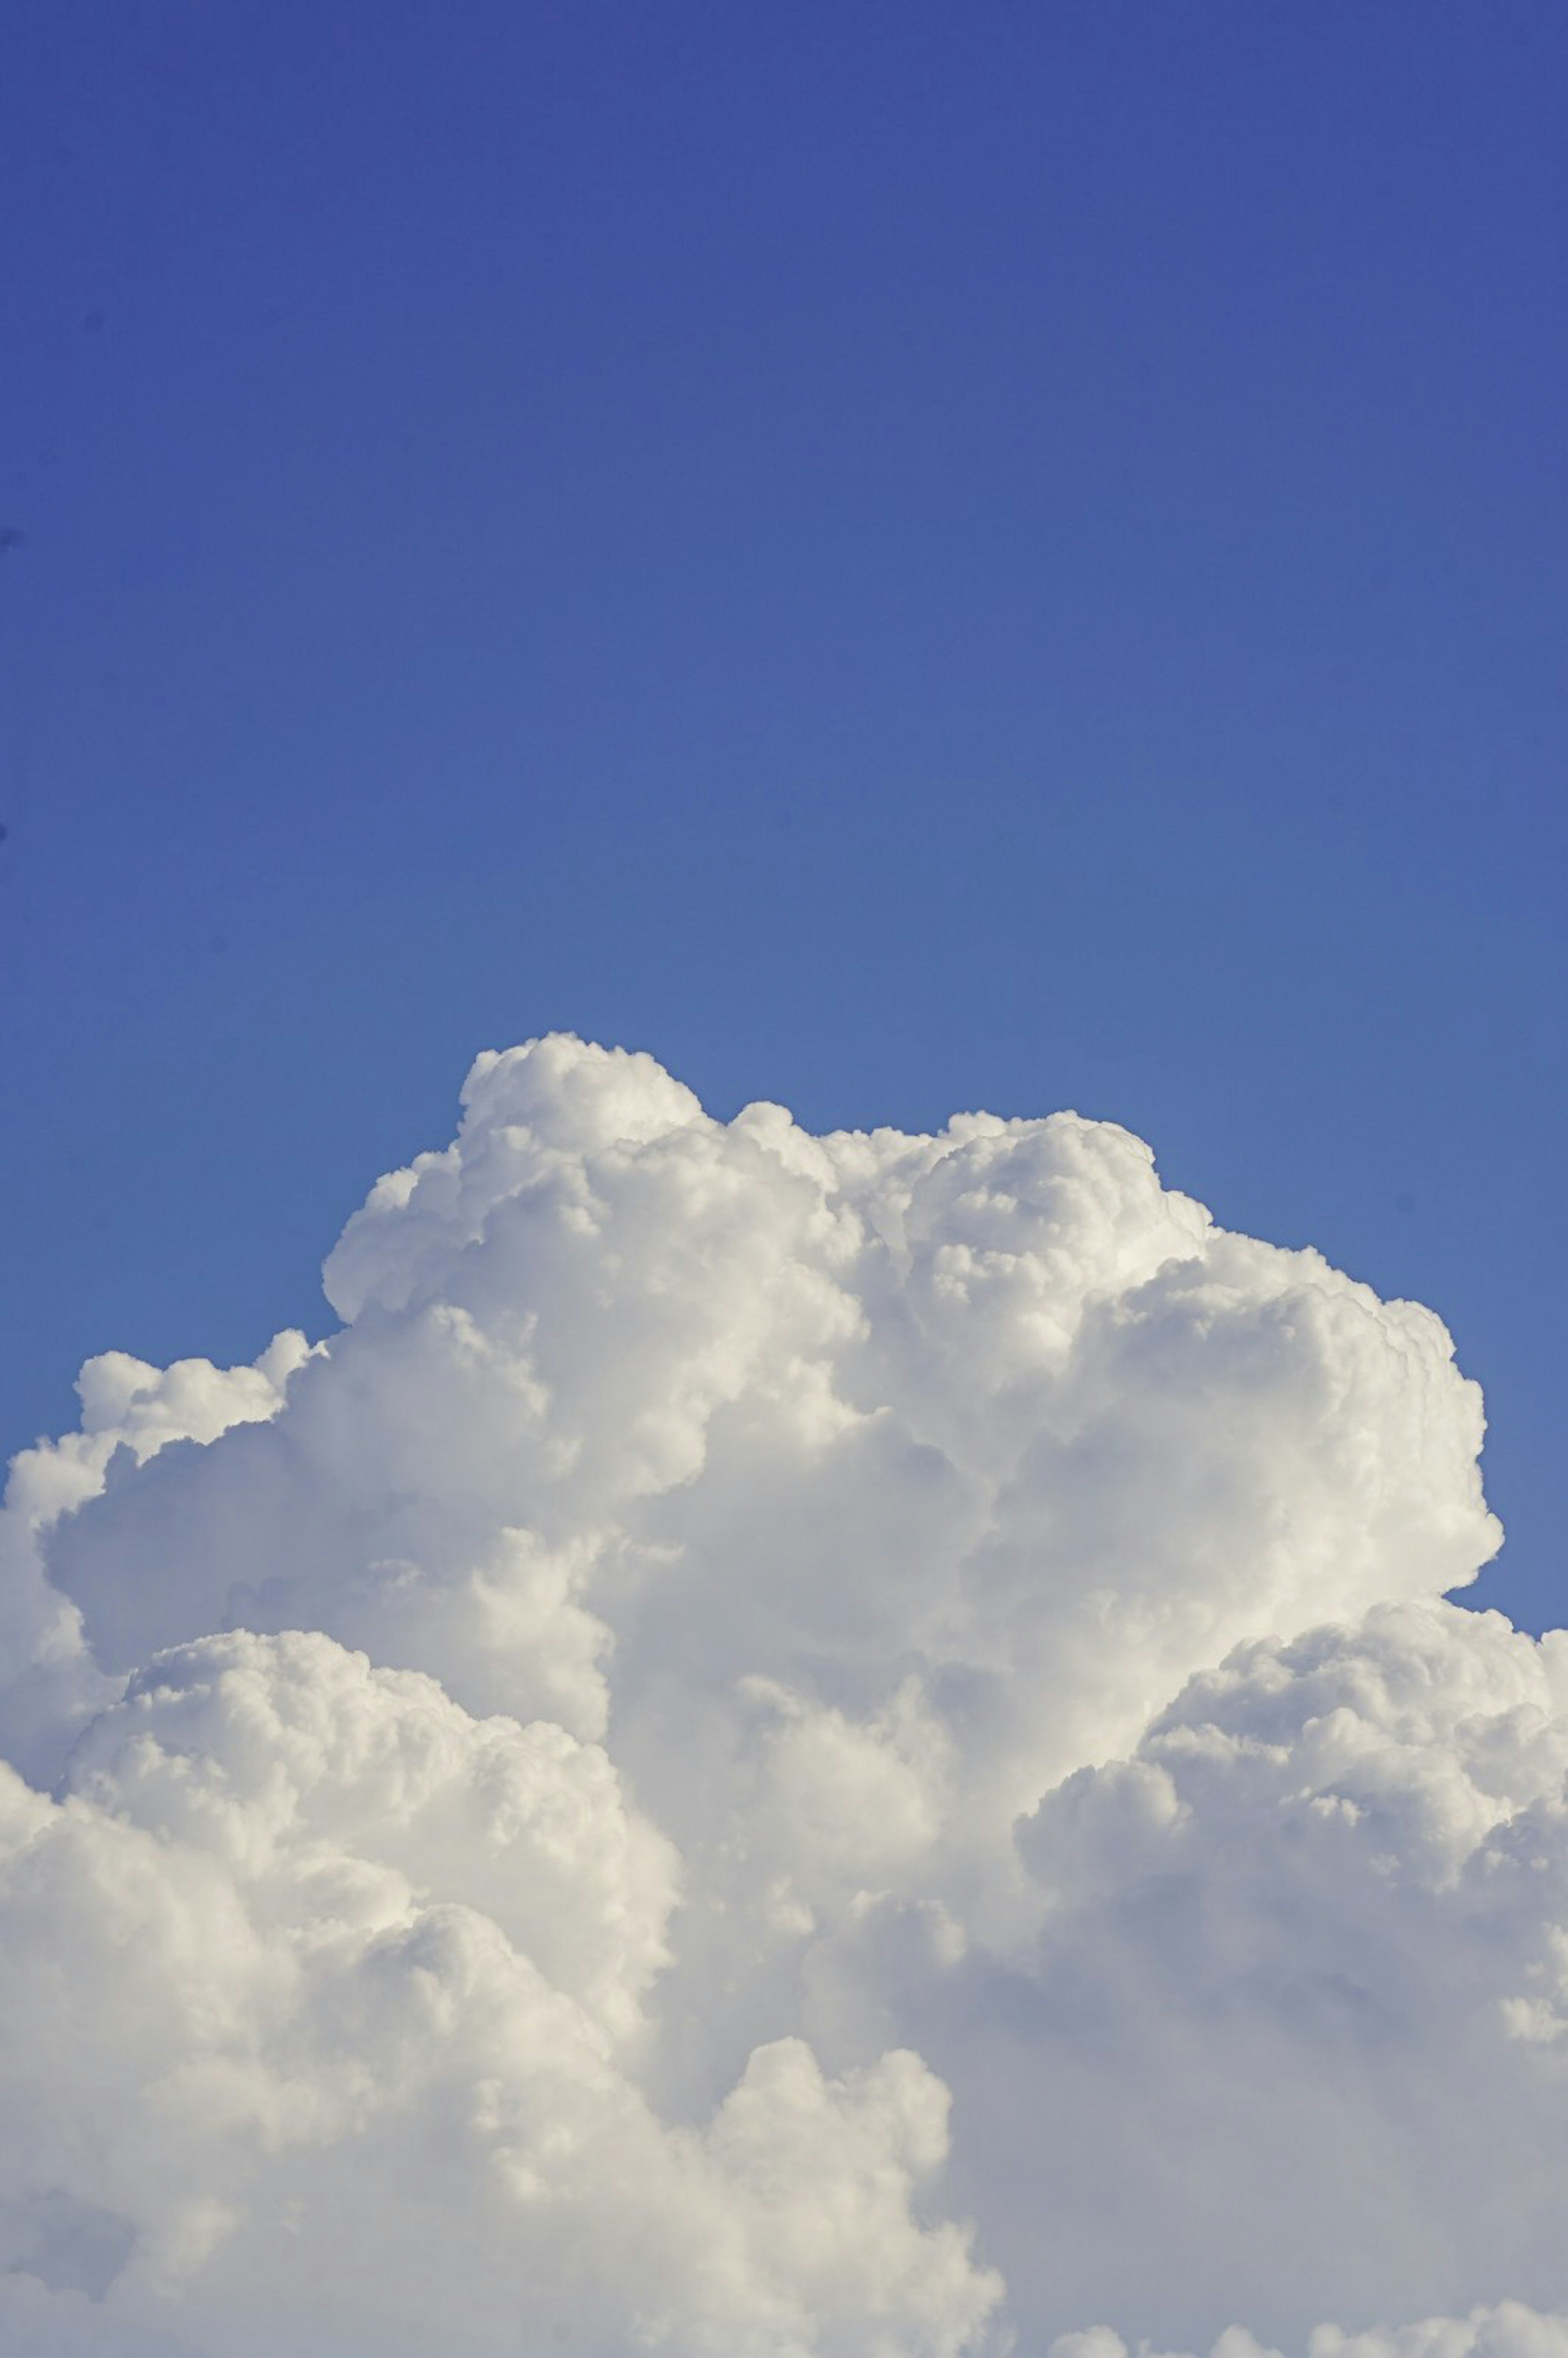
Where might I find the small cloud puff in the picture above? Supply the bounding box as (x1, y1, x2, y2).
(0, 1034, 1552, 2356)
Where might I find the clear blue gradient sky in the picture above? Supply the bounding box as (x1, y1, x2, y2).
(1, 2, 1563, 1627)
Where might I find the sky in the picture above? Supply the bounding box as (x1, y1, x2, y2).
(2, 18, 1568, 2342)
(1, 2, 1565, 1629)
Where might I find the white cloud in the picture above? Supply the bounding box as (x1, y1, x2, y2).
(988, 1598, 1568, 2338)
(1, 1033, 1556, 2354)
(1049, 2309, 1568, 2358)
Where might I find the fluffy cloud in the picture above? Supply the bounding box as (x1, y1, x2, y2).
(0, 1033, 1558, 2355)
(0, 1628, 994, 2357)
(1050, 2311, 1568, 2358)
(988, 1599, 1568, 2340)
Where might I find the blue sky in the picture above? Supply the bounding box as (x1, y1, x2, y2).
(1, 0, 1563, 1629)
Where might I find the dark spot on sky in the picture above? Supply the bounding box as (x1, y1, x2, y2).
(2, 2190, 136, 2301)
(0, 528, 24, 552)
(84, 309, 106, 333)
(1394, 1192, 1416, 1215)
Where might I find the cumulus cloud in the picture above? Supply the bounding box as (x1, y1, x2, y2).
(1049, 2311, 1568, 2358)
(0, 1033, 1559, 2354)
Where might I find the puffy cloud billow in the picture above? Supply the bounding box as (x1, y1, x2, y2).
(0, 1034, 1563, 2355)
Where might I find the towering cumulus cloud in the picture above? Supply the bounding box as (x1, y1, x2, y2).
(1, 1036, 1563, 2355)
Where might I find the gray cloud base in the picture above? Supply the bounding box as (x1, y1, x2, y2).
(0, 1036, 1559, 2354)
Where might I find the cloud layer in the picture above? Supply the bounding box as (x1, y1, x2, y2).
(1, 1034, 1561, 2354)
